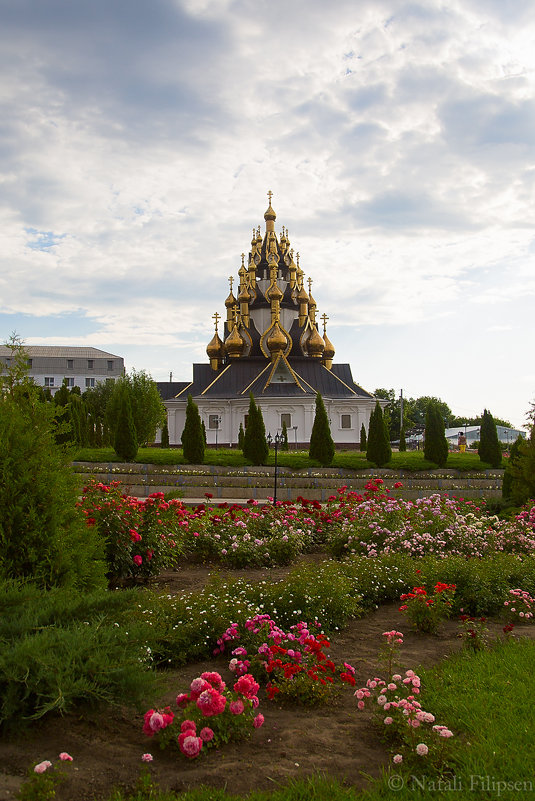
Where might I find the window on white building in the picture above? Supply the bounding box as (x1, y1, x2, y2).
(87, 359, 94, 369)
(209, 414, 221, 429)
(280, 413, 292, 428)
(67, 359, 74, 369)
(64, 377, 74, 388)
(85, 377, 95, 388)
(44, 377, 55, 387)
(107, 360, 113, 370)
(341, 414, 352, 429)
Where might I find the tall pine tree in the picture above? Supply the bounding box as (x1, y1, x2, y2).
(423, 401, 448, 467)
(242, 393, 268, 465)
(478, 409, 502, 468)
(366, 401, 392, 467)
(309, 392, 334, 466)
(359, 423, 367, 452)
(181, 395, 205, 464)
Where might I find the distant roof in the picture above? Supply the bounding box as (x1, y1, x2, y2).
(0, 345, 121, 359)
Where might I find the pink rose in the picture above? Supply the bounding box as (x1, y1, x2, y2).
(59, 752, 73, 762)
(253, 713, 264, 728)
(180, 720, 197, 733)
(34, 761, 52, 774)
(133, 555, 143, 566)
(230, 700, 244, 715)
(393, 754, 403, 764)
(200, 727, 214, 742)
(141, 753, 153, 763)
(416, 743, 429, 756)
(179, 734, 203, 758)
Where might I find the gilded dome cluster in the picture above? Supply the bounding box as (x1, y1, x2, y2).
(206, 193, 335, 370)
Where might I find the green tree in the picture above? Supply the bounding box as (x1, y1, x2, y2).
(503, 402, 535, 505)
(113, 383, 138, 461)
(281, 420, 289, 451)
(360, 423, 367, 452)
(106, 370, 165, 447)
(160, 417, 170, 448)
(238, 422, 245, 450)
(309, 392, 334, 466)
(424, 401, 448, 467)
(0, 364, 107, 590)
(502, 434, 525, 502)
(399, 426, 407, 452)
(181, 395, 205, 464)
(201, 419, 207, 447)
(478, 409, 502, 468)
(243, 393, 268, 465)
(366, 401, 392, 467)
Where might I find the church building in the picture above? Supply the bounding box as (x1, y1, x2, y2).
(158, 194, 379, 448)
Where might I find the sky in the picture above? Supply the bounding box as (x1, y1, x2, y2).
(1, 0, 534, 430)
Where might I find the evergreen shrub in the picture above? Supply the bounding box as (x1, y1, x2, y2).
(181, 395, 205, 464)
(309, 392, 334, 466)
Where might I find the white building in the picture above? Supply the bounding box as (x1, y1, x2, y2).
(0, 346, 124, 395)
(158, 195, 383, 448)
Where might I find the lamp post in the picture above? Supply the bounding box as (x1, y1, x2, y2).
(215, 416, 221, 449)
(267, 431, 283, 505)
(292, 425, 298, 449)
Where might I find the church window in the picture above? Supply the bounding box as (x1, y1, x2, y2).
(44, 377, 54, 387)
(341, 414, 352, 429)
(209, 414, 221, 429)
(280, 413, 292, 428)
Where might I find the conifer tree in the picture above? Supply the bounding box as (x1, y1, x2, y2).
(423, 402, 448, 467)
(201, 419, 207, 447)
(502, 434, 524, 502)
(366, 401, 392, 467)
(114, 382, 138, 461)
(360, 423, 367, 452)
(478, 409, 502, 468)
(309, 392, 335, 466)
(238, 422, 245, 450)
(281, 420, 289, 451)
(160, 417, 170, 448)
(243, 393, 268, 465)
(181, 395, 205, 464)
(399, 426, 407, 452)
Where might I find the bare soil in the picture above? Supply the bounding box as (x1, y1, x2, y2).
(0, 560, 531, 801)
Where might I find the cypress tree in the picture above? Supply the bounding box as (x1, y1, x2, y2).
(366, 401, 392, 467)
(160, 418, 170, 448)
(478, 409, 502, 468)
(243, 393, 268, 465)
(181, 395, 205, 464)
(309, 392, 335, 466)
(360, 423, 367, 452)
(399, 426, 407, 452)
(281, 420, 289, 451)
(201, 419, 207, 447)
(502, 434, 523, 502)
(423, 402, 448, 467)
(238, 422, 245, 450)
(114, 383, 138, 461)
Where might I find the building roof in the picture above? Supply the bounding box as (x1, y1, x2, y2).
(158, 360, 373, 401)
(0, 345, 121, 359)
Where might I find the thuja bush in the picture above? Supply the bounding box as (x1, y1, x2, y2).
(0, 389, 107, 591)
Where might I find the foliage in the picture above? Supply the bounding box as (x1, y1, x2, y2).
(359, 423, 367, 452)
(78, 481, 184, 580)
(399, 582, 456, 634)
(503, 404, 535, 504)
(309, 392, 334, 466)
(423, 401, 448, 467)
(181, 395, 205, 464)
(17, 752, 74, 801)
(160, 418, 169, 448)
(399, 426, 406, 452)
(238, 422, 245, 450)
(143, 671, 263, 759)
(242, 393, 268, 465)
(366, 401, 392, 467)
(107, 370, 166, 447)
(0, 385, 107, 592)
(478, 409, 502, 468)
(113, 381, 139, 461)
(280, 420, 289, 451)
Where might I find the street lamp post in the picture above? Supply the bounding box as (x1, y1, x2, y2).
(292, 425, 298, 449)
(267, 431, 283, 505)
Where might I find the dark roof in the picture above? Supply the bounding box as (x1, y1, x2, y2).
(158, 360, 373, 401)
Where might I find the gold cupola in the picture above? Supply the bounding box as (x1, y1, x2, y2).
(307, 277, 317, 324)
(267, 322, 288, 360)
(321, 313, 335, 369)
(225, 276, 237, 325)
(206, 312, 224, 370)
(264, 189, 276, 233)
(306, 324, 325, 359)
(224, 322, 245, 359)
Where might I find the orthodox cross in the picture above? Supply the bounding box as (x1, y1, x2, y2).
(212, 311, 221, 331)
(267, 189, 273, 205)
(228, 276, 234, 291)
(321, 312, 329, 334)
(307, 277, 313, 294)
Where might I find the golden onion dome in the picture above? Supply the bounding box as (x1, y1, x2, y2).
(225, 290, 236, 308)
(267, 282, 283, 302)
(308, 292, 317, 309)
(307, 326, 325, 357)
(323, 332, 335, 360)
(237, 284, 250, 303)
(267, 322, 288, 354)
(206, 331, 224, 359)
(264, 203, 276, 222)
(297, 285, 309, 303)
(224, 325, 245, 358)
